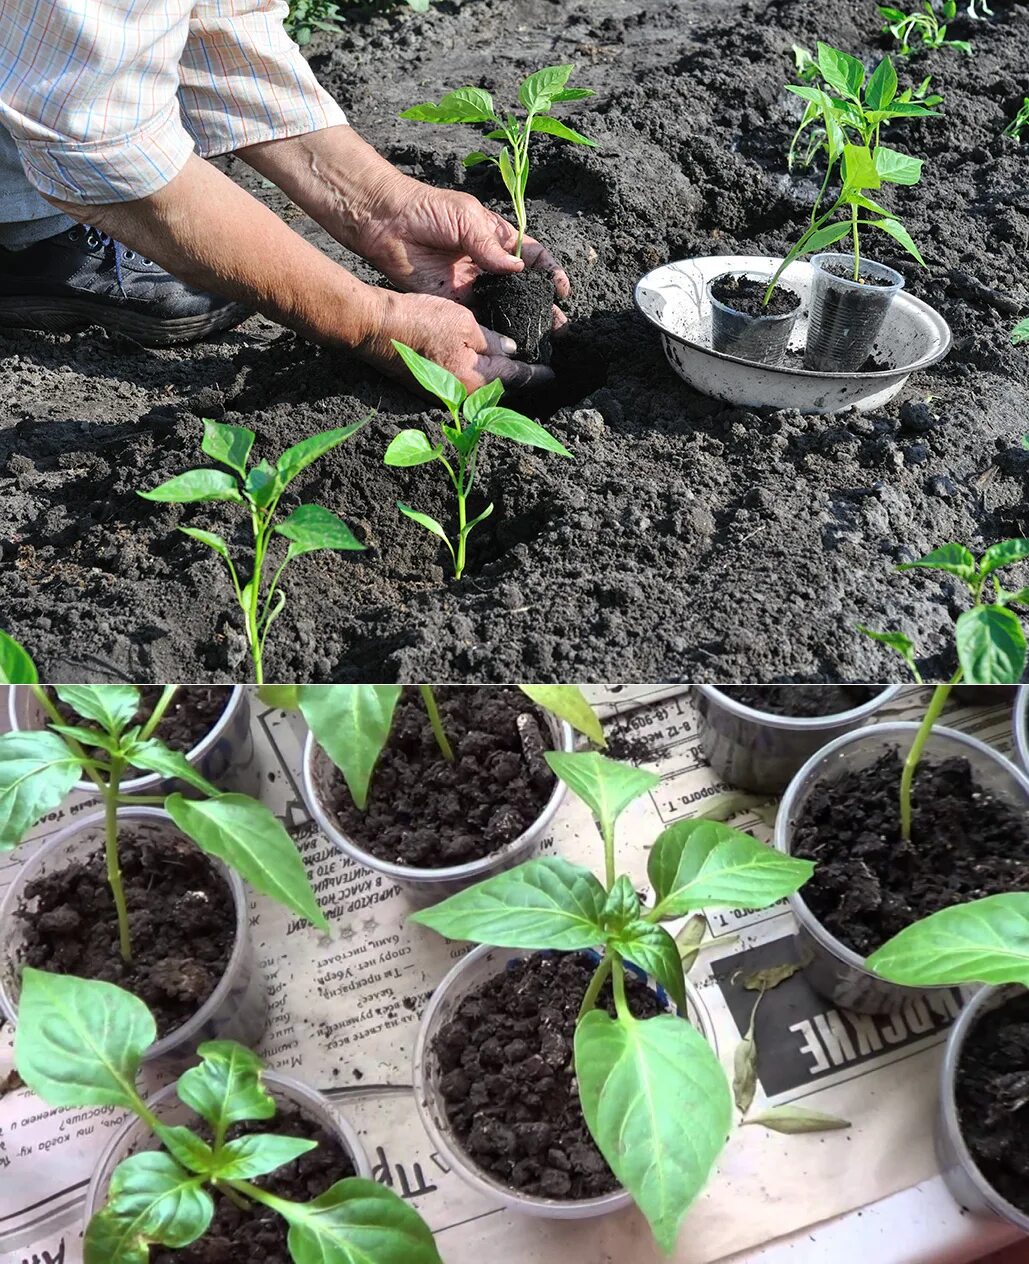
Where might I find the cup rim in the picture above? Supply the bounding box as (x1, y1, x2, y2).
(706, 270, 802, 322)
(694, 683, 904, 732)
(810, 251, 906, 292)
(1014, 686, 1029, 777)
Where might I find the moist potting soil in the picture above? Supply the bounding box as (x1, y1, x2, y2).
(473, 269, 556, 363)
(818, 261, 899, 287)
(2, 0, 1027, 682)
(16, 834, 235, 1037)
(716, 684, 880, 717)
(790, 749, 1029, 955)
(433, 951, 666, 1200)
(709, 274, 800, 317)
(319, 685, 556, 867)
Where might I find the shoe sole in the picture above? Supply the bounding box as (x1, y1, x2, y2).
(0, 296, 251, 347)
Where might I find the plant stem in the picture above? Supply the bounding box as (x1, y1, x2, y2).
(215, 1183, 251, 1212)
(138, 686, 177, 741)
(104, 759, 133, 962)
(578, 954, 613, 1022)
(248, 531, 267, 686)
(611, 955, 630, 1022)
(455, 491, 467, 580)
(851, 202, 861, 281)
(419, 686, 454, 762)
(602, 823, 616, 890)
(899, 675, 959, 841)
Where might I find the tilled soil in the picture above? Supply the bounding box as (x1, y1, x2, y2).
(1, 0, 1028, 681)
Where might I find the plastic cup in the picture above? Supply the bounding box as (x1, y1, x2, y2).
(804, 252, 904, 372)
(708, 271, 801, 366)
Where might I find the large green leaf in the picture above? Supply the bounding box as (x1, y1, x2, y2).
(139, 469, 242, 504)
(867, 893, 1029, 987)
(980, 538, 1029, 578)
(874, 145, 923, 185)
(201, 420, 254, 477)
(119, 739, 221, 796)
(478, 407, 572, 457)
(0, 729, 83, 850)
(401, 87, 498, 125)
(275, 505, 365, 558)
(519, 684, 606, 746)
(530, 115, 596, 146)
(383, 430, 443, 468)
(275, 1178, 442, 1264)
(462, 378, 505, 422)
(0, 631, 37, 684)
(54, 685, 140, 735)
(544, 751, 659, 840)
(409, 856, 608, 949)
(210, 1133, 319, 1181)
(868, 216, 925, 266)
(898, 542, 977, 583)
(297, 684, 402, 811)
(391, 342, 467, 414)
(864, 56, 898, 110)
(610, 922, 687, 1013)
(816, 42, 865, 98)
(519, 64, 574, 111)
(648, 820, 814, 920)
(176, 1040, 276, 1135)
(575, 1011, 732, 1252)
(275, 419, 369, 489)
(955, 605, 1027, 684)
(15, 969, 153, 1109)
(841, 143, 881, 192)
(165, 793, 329, 931)
(83, 1152, 213, 1264)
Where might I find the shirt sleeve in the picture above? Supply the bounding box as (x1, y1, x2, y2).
(177, 0, 348, 156)
(0, 0, 198, 204)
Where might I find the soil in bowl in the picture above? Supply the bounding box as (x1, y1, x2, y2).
(149, 1105, 356, 1263)
(708, 275, 799, 318)
(473, 270, 556, 364)
(955, 990, 1029, 1217)
(320, 686, 556, 868)
(434, 951, 666, 1200)
(790, 750, 1029, 955)
(15, 834, 234, 1037)
(716, 684, 880, 718)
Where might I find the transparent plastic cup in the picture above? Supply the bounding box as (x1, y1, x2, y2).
(412, 943, 718, 1221)
(0, 807, 268, 1065)
(84, 1071, 372, 1228)
(7, 684, 259, 799)
(1014, 686, 1028, 775)
(694, 684, 903, 795)
(774, 723, 1029, 1014)
(707, 271, 801, 366)
(302, 713, 575, 907)
(936, 984, 1029, 1232)
(804, 252, 905, 372)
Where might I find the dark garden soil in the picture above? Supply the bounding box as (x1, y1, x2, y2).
(715, 683, 879, 716)
(151, 1105, 356, 1263)
(790, 749, 1029, 954)
(955, 990, 1029, 1217)
(17, 834, 234, 1037)
(318, 685, 556, 866)
(2, 0, 1028, 681)
(474, 270, 557, 363)
(434, 951, 664, 1198)
(710, 274, 800, 317)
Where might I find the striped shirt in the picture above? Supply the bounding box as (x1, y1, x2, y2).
(0, 0, 348, 205)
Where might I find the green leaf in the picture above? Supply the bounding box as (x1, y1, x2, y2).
(867, 893, 1029, 987)
(478, 407, 572, 456)
(0, 729, 83, 850)
(275, 504, 364, 558)
(575, 1011, 732, 1252)
(177, 1040, 276, 1137)
(648, 820, 814, 920)
(153, 1126, 215, 1175)
(865, 56, 898, 110)
(47, 723, 120, 754)
(276, 419, 369, 489)
(83, 1152, 212, 1264)
(816, 43, 865, 98)
(461, 502, 494, 539)
(744, 1106, 851, 1134)
(259, 685, 300, 710)
(275, 1178, 443, 1264)
(165, 793, 329, 931)
(211, 1133, 319, 1181)
(201, 420, 254, 477)
(54, 685, 140, 735)
(980, 538, 1029, 577)
(955, 605, 1027, 685)
(1012, 318, 1029, 346)
(15, 969, 153, 1109)
(462, 378, 505, 422)
(178, 527, 232, 564)
(530, 115, 596, 146)
(519, 64, 574, 111)
(856, 625, 920, 679)
(0, 630, 37, 684)
(842, 143, 881, 192)
(869, 216, 925, 266)
(551, 87, 594, 101)
(874, 145, 923, 185)
(602, 875, 641, 932)
(898, 542, 977, 583)
(243, 458, 278, 509)
(410, 855, 608, 948)
(611, 922, 687, 1013)
(139, 469, 242, 504)
(544, 751, 660, 841)
(297, 684, 402, 812)
(384, 429, 443, 467)
(519, 684, 605, 747)
(462, 150, 492, 167)
(497, 145, 519, 205)
(401, 86, 498, 124)
(396, 503, 456, 559)
(119, 738, 221, 796)
(391, 342, 466, 414)
(797, 221, 852, 255)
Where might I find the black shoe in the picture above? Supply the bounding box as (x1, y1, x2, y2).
(0, 224, 249, 346)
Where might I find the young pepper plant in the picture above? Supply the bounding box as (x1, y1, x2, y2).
(140, 417, 369, 683)
(879, 2, 972, 55)
(1005, 98, 1029, 142)
(858, 539, 1029, 841)
(14, 970, 441, 1264)
(0, 669, 329, 962)
(408, 751, 815, 1250)
(385, 343, 571, 579)
(400, 65, 595, 258)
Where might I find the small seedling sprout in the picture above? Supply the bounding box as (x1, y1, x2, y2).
(1013, 318, 1029, 346)
(1006, 98, 1029, 141)
(879, 2, 972, 56)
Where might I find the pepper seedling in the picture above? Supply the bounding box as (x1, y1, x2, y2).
(400, 65, 595, 259)
(0, 664, 329, 963)
(879, 2, 972, 56)
(0, 628, 36, 685)
(384, 343, 570, 579)
(140, 417, 369, 683)
(858, 538, 1029, 840)
(409, 751, 815, 1250)
(14, 970, 441, 1264)
(1005, 98, 1029, 141)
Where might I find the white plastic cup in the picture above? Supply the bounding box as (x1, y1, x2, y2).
(1014, 686, 1028, 776)
(805, 252, 905, 372)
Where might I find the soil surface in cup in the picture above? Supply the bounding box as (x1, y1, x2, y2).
(49, 685, 232, 773)
(150, 1105, 356, 1263)
(709, 274, 799, 317)
(473, 269, 556, 364)
(16, 834, 234, 1037)
(716, 684, 879, 718)
(790, 750, 1029, 954)
(955, 991, 1029, 1217)
(322, 686, 556, 868)
(819, 260, 897, 287)
(434, 951, 666, 1200)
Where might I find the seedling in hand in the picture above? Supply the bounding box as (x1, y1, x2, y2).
(1005, 98, 1029, 141)
(14, 972, 441, 1264)
(859, 538, 1029, 838)
(409, 751, 814, 1249)
(140, 417, 369, 683)
(384, 343, 570, 579)
(401, 65, 595, 258)
(879, 2, 972, 55)
(0, 664, 328, 962)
